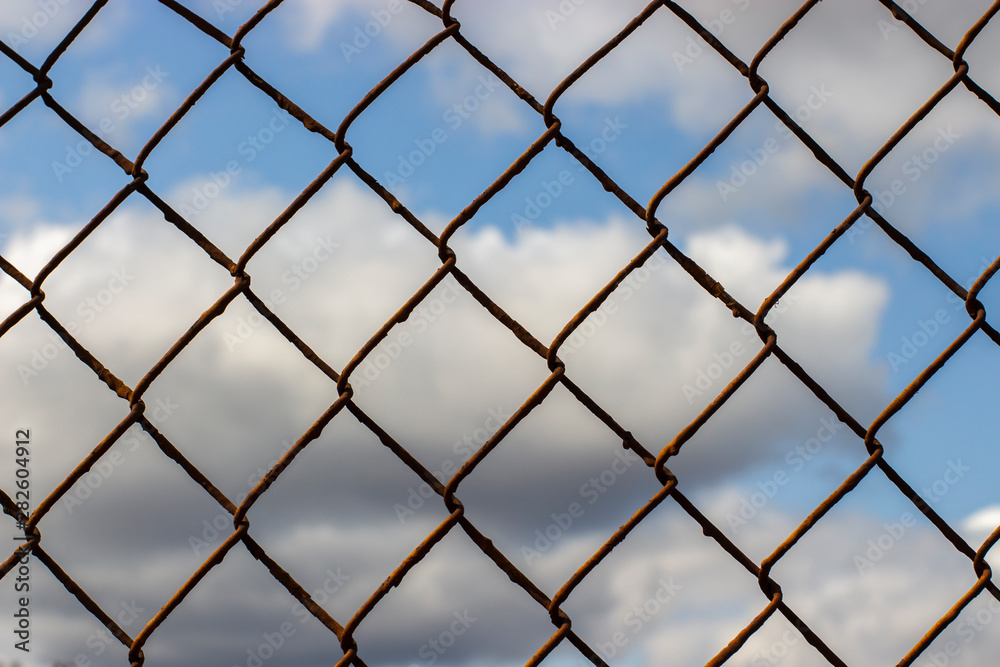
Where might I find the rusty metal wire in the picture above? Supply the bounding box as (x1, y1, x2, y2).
(1, 0, 999, 665)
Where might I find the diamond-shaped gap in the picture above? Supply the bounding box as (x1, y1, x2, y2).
(142, 294, 340, 503)
(656, 99, 861, 274)
(551, 241, 754, 454)
(448, 144, 652, 345)
(350, 528, 556, 666)
(725, 612, 835, 667)
(345, 37, 541, 226)
(547, 5, 754, 206)
(876, 329, 1000, 550)
(239, 0, 442, 133)
(755, 0, 957, 175)
(775, 216, 965, 414)
(238, 174, 440, 370)
(136, 545, 345, 666)
(0, 546, 143, 666)
(0, 97, 133, 228)
(864, 89, 1000, 283)
(33, 413, 234, 642)
(345, 264, 551, 477)
(241, 403, 455, 623)
(559, 498, 772, 667)
(44, 0, 230, 159)
(964, 8, 1000, 102)
(768, 471, 976, 666)
(0, 0, 95, 64)
(39, 195, 234, 388)
(457, 384, 662, 589)
(144, 68, 338, 259)
(0, 311, 129, 503)
(677, 362, 868, 562)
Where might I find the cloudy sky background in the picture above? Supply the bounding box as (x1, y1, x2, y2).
(1, 0, 999, 665)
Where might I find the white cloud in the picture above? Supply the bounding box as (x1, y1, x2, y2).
(1, 223, 73, 280)
(68, 63, 176, 147)
(0, 194, 41, 229)
(0, 0, 79, 42)
(275, 0, 434, 55)
(0, 0, 128, 59)
(318, 0, 1000, 177)
(236, 0, 1000, 159)
(0, 178, 890, 486)
(0, 179, 905, 666)
(1, 3, 996, 665)
(277, 0, 354, 52)
(962, 504, 1000, 541)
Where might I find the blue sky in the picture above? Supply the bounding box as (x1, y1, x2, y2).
(1, 1, 1000, 666)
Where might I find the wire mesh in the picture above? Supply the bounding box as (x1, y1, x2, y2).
(1, 0, 999, 665)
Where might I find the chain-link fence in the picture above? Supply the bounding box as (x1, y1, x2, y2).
(1, 0, 999, 665)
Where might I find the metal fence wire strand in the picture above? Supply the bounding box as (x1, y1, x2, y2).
(1, 0, 999, 665)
